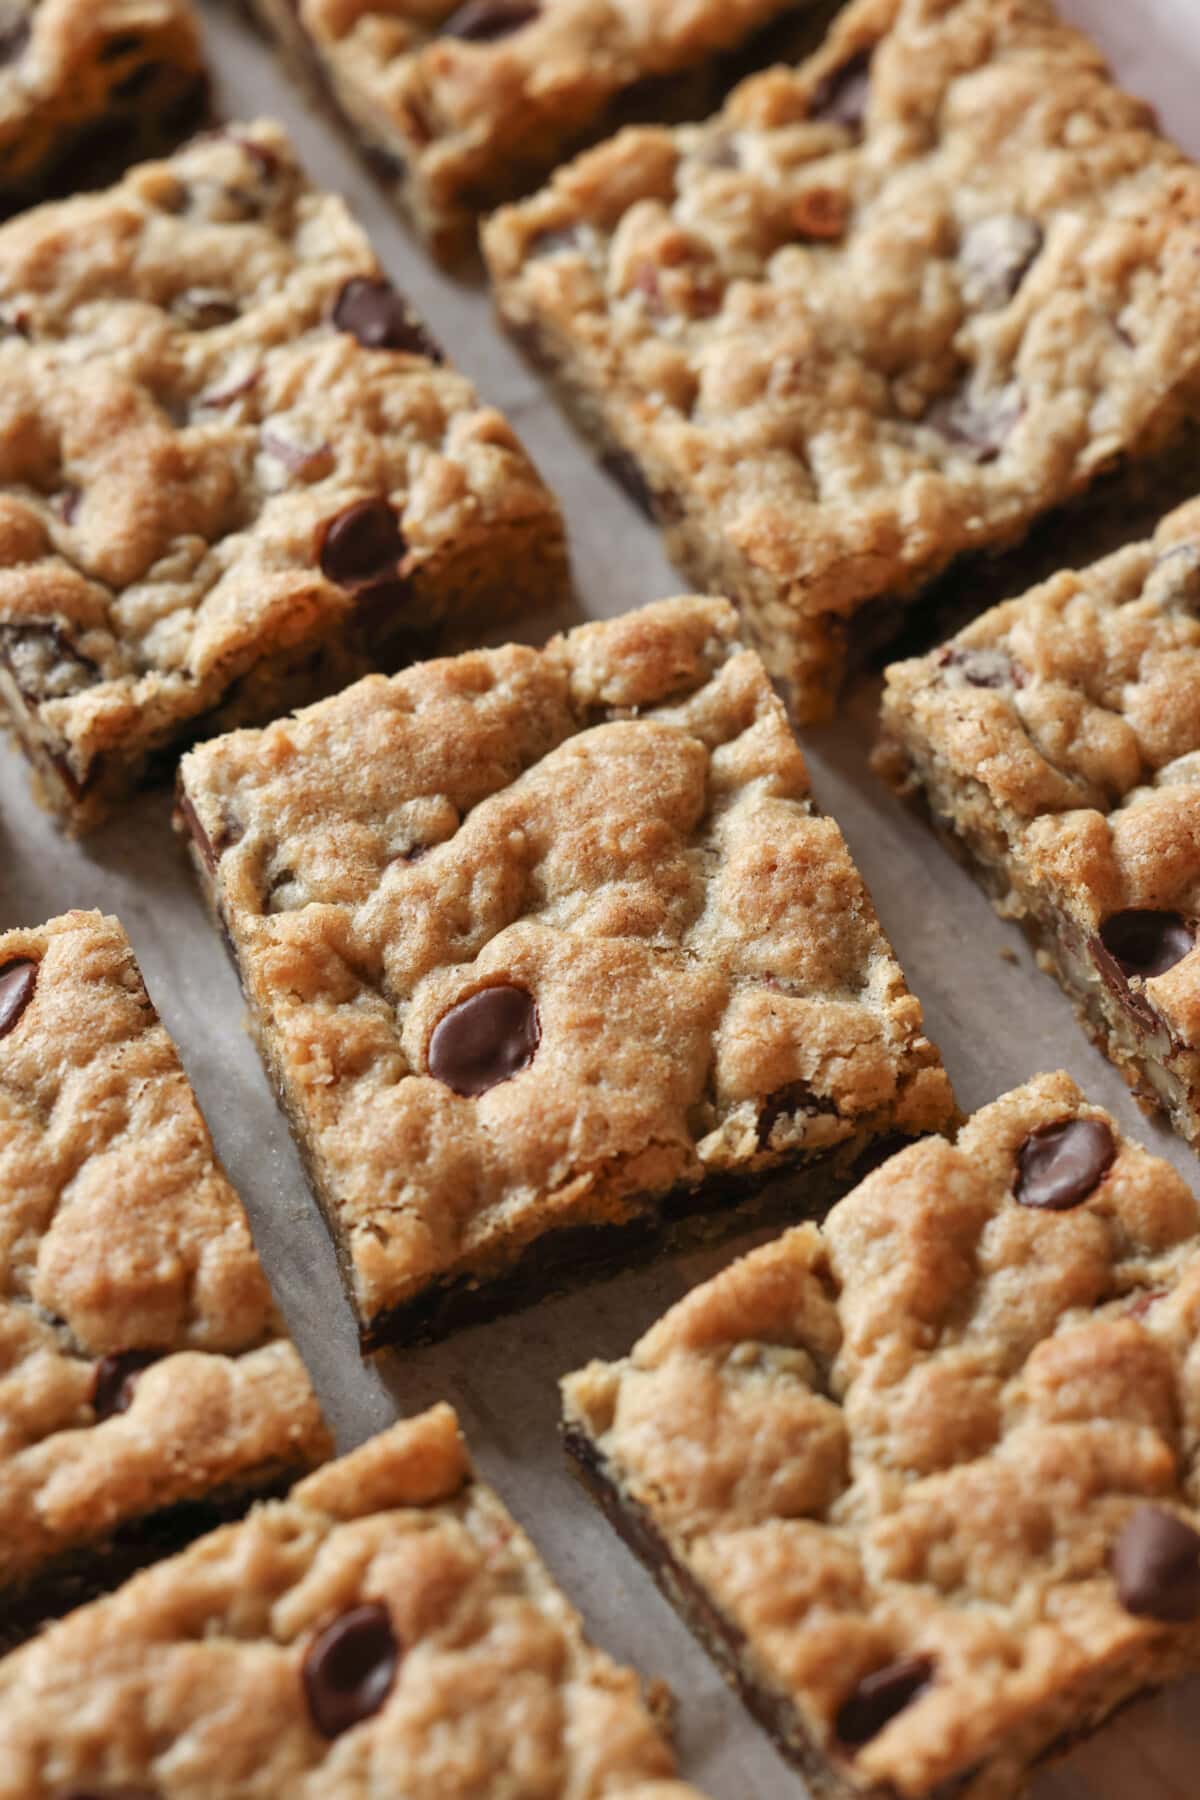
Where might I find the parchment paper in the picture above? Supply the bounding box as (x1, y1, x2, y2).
(3, 4, 1198, 1793)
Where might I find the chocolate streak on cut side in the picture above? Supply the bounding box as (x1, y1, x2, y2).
(0, 1468, 301, 1655)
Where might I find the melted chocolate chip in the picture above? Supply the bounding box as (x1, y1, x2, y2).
(0, 958, 37, 1038)
(836, 1655, 934, 1746)
(1113, 1506, 1200, 1621)
(332, 277, 444, 362)
(925, 382, 1022, 463)
(1098, 910, 1194, 981)
(91, 1350, 161, 1420)
(1014, 1116, 1115, 1212)
(935, 644, 1023, 690)
(757, 1083, 838, 1150)
(959, 214, 1043, 311)
(302, 1602, 399, 1738)
(441, 0, 539, 42)
(428, 985, 540, 1096)
(809, 49, 873, 130)
(319, 499, 407, 589)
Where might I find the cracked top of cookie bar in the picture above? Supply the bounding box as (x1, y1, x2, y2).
(0, 1403, 705, 1798)
(289, 0, 804, 220)
(564, 1071, 1200, 1799)
(0, 119, 563, 787)
(880, 494, 1200, 1042)
(0, 909, 329, 1592)
(484, 0, 1200, 623)
(179, 596, 952, 1326)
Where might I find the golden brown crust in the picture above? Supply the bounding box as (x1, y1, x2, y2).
(564, 1073, 1200, 1799)
(0, 119, 566, 831)
(0, 1406, 705, 1799)
(0, 910, 330, 1602)
(178, 596, 952, 1340)
(483, 0, 1200, 719)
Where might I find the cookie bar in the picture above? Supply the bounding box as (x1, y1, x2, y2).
(0, 1, 209, 218)
(0, 910, 330, 1648)
(483, 0, 1200, 722)
(240, 0, 834, 264)
(877, 495, 1200, 1151)
(564, 1072, 1200, 1800)
(0, 120, 567, 834)
(0, 1403, 706, 1799)
(177, 595, 953, 1350)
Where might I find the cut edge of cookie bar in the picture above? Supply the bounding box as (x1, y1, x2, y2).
(482, 0, 1200, 722)
(0, 0, 211, 219)
(176, 594, 954, 1351)
(0, 119, 569, 835)
(876, 493, 1200, 1149)
(0, 909, 332, 1649)
(236, 0, 846, 265)
(0, 1403, 705, 1799)
(562, 1070, 1200, 1800)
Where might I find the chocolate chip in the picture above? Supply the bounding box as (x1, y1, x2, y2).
(1014, 1117, 1115, 1211)
(99, 32, 144, 61)
(0, 959, 37, 1038)
(319, 499, 407, 589)
(0, 622, 99, 702)
(925, 382, 1022, 463)
(59, 1789, 158, 1799)
(91, 1350, 161, 1420)
(302, 1602, 399, 1738)
(332, 278, 444, 362)
(441, 0, 539, 43)
(809, 49, 873, 130)
(935, 645, 1023, 690)
(1098, 910, 1193, 981)
(171, 288, 240, 330)
(1113, 1506, 1200, 1621)
(959, 215, 1043, 311)
(428, 985, 540, 1096)
(836, 1655, 934, 1746)
(757, 1083, 838, 1150)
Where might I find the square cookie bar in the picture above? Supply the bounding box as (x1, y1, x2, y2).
(564, 1072, 1200, 1800)
(0, 120, 567, 834)
(178, 595, 953, 1349)
(0, 1, 209, 218)
(0, 1403, 705, 1800)
(241, 0, 831, 263)
(877, 494, 1200, 1151)
(484, 0, 1200, 721)
(0, 910, 330, 1648)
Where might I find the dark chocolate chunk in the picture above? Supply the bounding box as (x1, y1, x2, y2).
(757, 1082, 838, 1150)
(925, 382, 1022, 463)
(332, 277, 444, 362)
(1098, 910, 1193, 981)
(91, 1350, 161, 1421)
(428, 985, 540, 1096)
(1014, 1116, 1115, 1212)
(836, 1654, 934, 1746)
(441, 0, 539, 43)
(1113, 1506, 1200, 1622)
(959, 215, 1043, 311)
(302, 1602, 399, 1738)
(934, 644, 1023, 690)
(809, 49, 872, 130)
(0, 622, 99, 702)
(319, 499, 407, 589)
(0, 958, 37, 1038)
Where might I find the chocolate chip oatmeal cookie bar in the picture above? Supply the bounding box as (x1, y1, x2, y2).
(0, 1, 209, 218)
(177, 595, 953, 1349)
(0, 1404, 705, 1800)
(877, 495, 1200, 1152)
(240, 0, 834, 263)
(484, 0, 1200, 721)
(564, 1072, 1200, 1800)
(0, 120, 567, 834)
(0, 910, 330, 1648)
